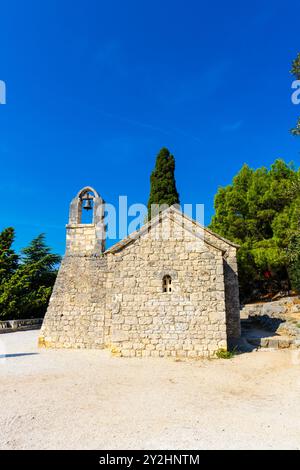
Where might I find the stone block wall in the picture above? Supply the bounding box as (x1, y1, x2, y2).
(105, 218, 227, 358)
(40, 210, 240, 358)
(201, 228, 240, 343)
(39, 255, 107, 349)
(66, 224, 104, 255)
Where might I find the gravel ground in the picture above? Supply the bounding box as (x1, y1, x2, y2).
(0, 330, 300, 450)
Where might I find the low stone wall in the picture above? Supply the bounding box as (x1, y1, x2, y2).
(240, 297, 300, 350)
(0, 318, 43, 334)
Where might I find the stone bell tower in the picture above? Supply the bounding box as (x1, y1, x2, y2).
(38, 186, 107, 350)
(66, 186, 105, 255)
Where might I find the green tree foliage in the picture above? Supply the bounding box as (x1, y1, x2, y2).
(147, 147, 180, 219)
(286, 171, 300, 292)
(287, 233, 300, 293)
(291, 121, 300, 136)
(209, 160, 300, 299)
(291, 52, 300, 79)
(0, 227, 19, 280)
(0, 232, 61, 320)
(291, 52, 300, 136)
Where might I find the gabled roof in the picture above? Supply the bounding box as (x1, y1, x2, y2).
(105, 205, 239, 255)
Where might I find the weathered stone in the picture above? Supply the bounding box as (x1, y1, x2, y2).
(268, 338, 280, 348)
(260, 338, 269, 348)
(278, 338, 292, 349)
(39, 188, 241, 358)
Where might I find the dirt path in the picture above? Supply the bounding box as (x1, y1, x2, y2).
(0, 330, 299, 449)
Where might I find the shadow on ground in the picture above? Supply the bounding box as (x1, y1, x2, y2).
(0, 353, 39, 359)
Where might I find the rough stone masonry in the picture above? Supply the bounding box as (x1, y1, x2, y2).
(39, 186, 241, 358)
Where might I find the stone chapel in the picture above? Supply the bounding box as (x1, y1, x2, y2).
(39, 186, 241, 358)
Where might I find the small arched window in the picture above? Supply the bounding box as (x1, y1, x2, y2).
(162, 275, 172, 293)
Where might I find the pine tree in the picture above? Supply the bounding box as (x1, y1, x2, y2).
(21, 233, 61, 290)
(291, 120, 300, 136)
(209, 159, 299, 299)
(0, 227, 18, 282)
(0, 233, 61, 319)
(287, 232, 300, 293)
(21, 233, 60, 268)
(291, 52, 300, 79)
(147, 147, 180, 219)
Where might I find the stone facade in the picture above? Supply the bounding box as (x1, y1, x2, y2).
(39, 187, 241, 358)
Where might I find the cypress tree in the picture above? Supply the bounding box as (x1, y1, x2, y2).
(147, 147, 180, 219)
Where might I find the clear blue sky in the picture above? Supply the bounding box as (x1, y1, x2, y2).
(0, 0, 299, 254)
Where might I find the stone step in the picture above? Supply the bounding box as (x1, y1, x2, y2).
(246, 335, 297, 349)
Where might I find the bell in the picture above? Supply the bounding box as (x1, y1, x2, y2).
(83, 198, 93, 211)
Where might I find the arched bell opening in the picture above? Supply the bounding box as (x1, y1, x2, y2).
(80, 189, 95, 224)
(68, 186, 104, 226)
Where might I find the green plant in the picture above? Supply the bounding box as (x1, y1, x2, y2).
(215, 348, 236, 359)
